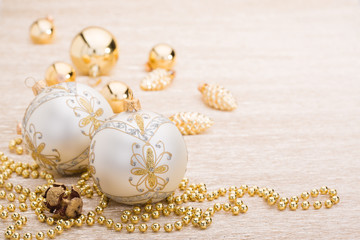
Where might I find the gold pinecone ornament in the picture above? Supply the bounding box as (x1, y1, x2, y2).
(140, 69, 175, 91)
(198, 83, 237, 111)
(169, 112, 214, 135)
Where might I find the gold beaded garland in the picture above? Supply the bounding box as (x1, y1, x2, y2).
(0, 138, 340, 238)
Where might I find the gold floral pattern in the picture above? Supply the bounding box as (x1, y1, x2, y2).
(129, 141, 172, 193)
(67, 94, 104, 138)
(24, 124, 60, 169)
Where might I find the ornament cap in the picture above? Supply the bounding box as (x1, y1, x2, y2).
(124, 99, 141, 112)
(31, 80, 47, 96)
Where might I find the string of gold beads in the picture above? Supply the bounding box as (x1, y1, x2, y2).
(0, 138, 340, 238)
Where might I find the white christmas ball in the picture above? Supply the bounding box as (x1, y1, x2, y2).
(22, 82, 113, 175)
(89, 110, 188, 205)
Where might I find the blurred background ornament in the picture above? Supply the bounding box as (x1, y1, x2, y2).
(169, 112, 213, 135)
(22, 82, 113, 175)
(70, 26, 119, 86)
(45, 62, 76, 86)
(100, 81, 133, 113)
(90, 98, 188, 205)
(29, 16, 55, 44)
(140, 69, 175, 91)
(198, 83, 237, 111)
(146, 43, 176, 71)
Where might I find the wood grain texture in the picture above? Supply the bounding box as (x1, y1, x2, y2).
(1, 0, 360, 239)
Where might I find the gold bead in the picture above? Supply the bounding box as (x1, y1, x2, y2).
(55, 225, 63, 234)
(114, 222, 122, 231)
(20, 216, 27, 224)
(144, 204, 152, 212)
(151, 223, 160, 232)
(47, 229, 55, 239)
(15, 146, 23, 155)
(18, 194, 27, 203)
(106, 219, 114, 229)
(223, 203, 231, 211)
(248, 187, 256, 196)
(167, 203, 176, 212)
(35, 231, 45, 240)
(162, 208, 171, 216)
(11, 212, 20, 221)
(229, 194, 236, 202)
(86, 217, 95, 226)
(199, 220, 207, 230)
(182, 215, 191, 225)
(95, 206, 103, 214)
(155, 203, 164, 211)
(301, 192, 310, 200)
(74, 218, 83, 227)
(14, 185, 22, 193)
(1, 210, 8, 219)
(29, 16, 55, 44)
(0, 190, 6, 199)
(5, 230, 13, 239)
(70, 27, 119, 77)
(22, 169, 30, 178)
(46, 217, 55, 226)
(290, 196, 299, 203)
(97, 216, 106, 225)
(141, 213, 150, 222)
(121, 214, 129, 223)
(192, 217, 200, 226)
(5, 182, 13, 191)
(301, 201, 310, 210)
(147, 43, 176, 71)
(267, 196, 277, 205)
(138, 223, 148, 233)
(214, 203, 222, 211)
(19, 203, 27, 211)
(331, 195, 340, 204)
(311, 188, 319, 197)
(174, 221, 183, 230)
(280, 197, 289, 204)
(38, 214, 46, 222)
(329, 189, 337, 197)
(232, 206, 240, 215)
(320, 186, 328, 195)
(100, 81, 133, 113)
(7, 204, 15, 212)
(15, 219, 23, 229)
(152, 210, 160, 219)
(64, 220, 72, 229)
(11, 232, 20, 240)
(23, 233, 32, 240)
(164, 223, 173, 232)
(87, 211, 96, 218)
(133, 206, 142, 214)
(240, 204, 248, 213)
(126, 224, 135, 233)
(130, 215, 139, 224)
(278, 201, 286, 210)
(289, 201, 298, 210)
(325, 199, 333, 208)
(45, 62, 76, 86)
(313, 201, 322, 209)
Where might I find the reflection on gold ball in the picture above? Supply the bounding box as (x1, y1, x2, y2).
(100, 81, 133, 113)
(29, 16, 55, 44)
(70, 26, 119, 77)
(147, 43, 176, 71)
(45, 62, 76, 86)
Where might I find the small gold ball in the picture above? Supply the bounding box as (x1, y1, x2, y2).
(11, 212, 20, 221)
(114, 222, 122, 231)
(313, 201, 322, 209)
(240, 204, 248, 213)
(97, 216, 106, 225)
(138, 223, 148, 233)
(329, 189, 337, 197)
(267, 196, 276, 205)
(7, 204, 15, 212)
(120, 214, 129, 223)
(29, 17, 55, 44)
(223, 203, 231, 211)
(290, 196, 299, 203)
(151, 223, 160, 232)
(15, 146, 23, 155)
(45, 62, 76, 86)
(70, 26, 119, 77)
(320, 186, 328, 195)
(278, 201, 286, 211)
(15, 220, 23, 229)
(130, 215, 139, 224)
(151, 210, 160, 219)
(164, 223, 173, 232)
(46, 229, 55, 239)
(11, 232, 20, 240)
(301, 201, 310, 210)
(133, 206, 142, 214)
(74, 218, 83, 227)
(86, 217, 95, 226)
(19, 203, 27, 212)
(126, 224, 135, 233)
(231, 206, 240, 215)
(105, 219, 114, 229)
(20, 216, 27, 224)
(289, 201, 298, 210)
(301, 192, 310, 200)
(55, 225, 63, 234)
(147, 43, 176, 71)
(325, 199, 333, 208)
(1, 210, 8, 219)
(174, 221, 183, 230)
(23, 233, 32, 240)
(311, 188, 319, 197)
(331, 195, 340, 204)
(35, 231, 45, 240)
(199, 220, 207, 230)
(141, 213, 150, 222)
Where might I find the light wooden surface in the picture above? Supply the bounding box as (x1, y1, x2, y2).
(1, 0, 360, 239)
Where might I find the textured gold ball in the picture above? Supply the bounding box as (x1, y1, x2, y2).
(278, 201, 286, 210)
(45, 62, 76, 86)
(70, 26, 119, 77)
(301, 201, 310, 210)
(313, 200, 322, 209)
(29, 17, 55, 44)
(100, 81, 133, 113)
(147, 43, 176, 71)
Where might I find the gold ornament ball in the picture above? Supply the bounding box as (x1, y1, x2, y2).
(45, 62, 76, 86)
(147, 43, 176, 71)
(100, 81, 133, 113)
(29, 16, 55, 44)
(70, 26, 119, 77)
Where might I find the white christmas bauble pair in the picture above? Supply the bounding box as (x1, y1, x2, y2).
(23, 82, 188, 204)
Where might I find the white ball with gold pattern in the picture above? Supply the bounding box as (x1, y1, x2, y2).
(22, 82, 113, 175)
(89, 107, 188, 205)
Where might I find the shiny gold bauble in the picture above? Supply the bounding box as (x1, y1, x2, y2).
(147, 43, 176, 71)
(100, 81, 133, 113)
(70, 26, 119, 77)
(29, 17, 55, 44)
(45, 62, 76, 86)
